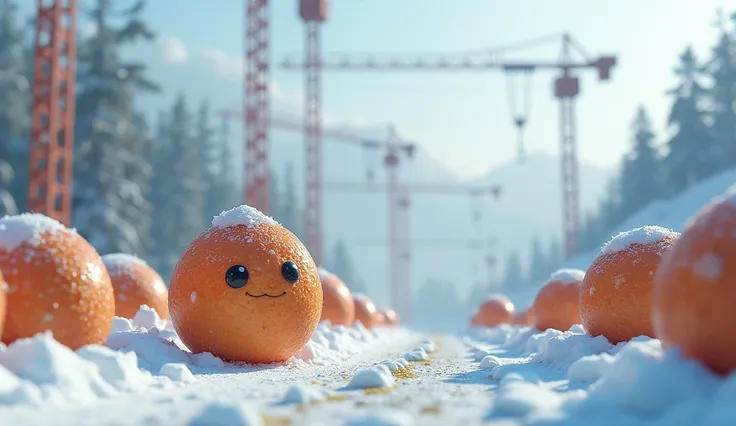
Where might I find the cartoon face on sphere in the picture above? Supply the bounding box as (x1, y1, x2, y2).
(168, 206, 322, 364)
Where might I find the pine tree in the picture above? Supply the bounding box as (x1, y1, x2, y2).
(706, 11, 736, 166)
(147, 110, 170, 271)
(502, 251, 525, 288)
(280, 163, 302, 239)
(0, 0, 29, 211)
(619, 106, 664, 220)
(205, 117, 240, 218)
(527, 235, 548, 281)
(665, 47, 718, 193)
(327, 240, 362, 291)
(546, 238, 564, 272)
(195, 100, 220, 226)
(269, 167, 281, 221)
(152, 94, 206, 278)
(72, 0, 159, 255)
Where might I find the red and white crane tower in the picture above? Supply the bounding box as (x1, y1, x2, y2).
(324, 182, 502, 321)
(279, 27, 616, 259)
(27, 0, 78, 226)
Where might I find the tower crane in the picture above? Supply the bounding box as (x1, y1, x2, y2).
(216, 109, 415, 266)
(27, 0, 78, 226)
(279, 32, 616, 259)
(324, 182, 502, 322)
(349, 238, 500, 298)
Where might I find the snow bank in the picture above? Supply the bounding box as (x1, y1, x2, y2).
(1, 303, 417, 416)
(0, 330, 177, 407)
(0, 213, 71, 252)
(566, 168, 736, 271)
(211, 205, 278, 229)
(600, 225, 678, 255)
(465, 324, 736, 425)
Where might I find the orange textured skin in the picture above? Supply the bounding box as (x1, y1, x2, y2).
(0, 229, 115, 349)
(353, 296, 378, 329)
(476, 297, 515, 327)
(533, 280, 582, 331)
(319, 273, 354, 326)
(580, 235, 678, 344)
(470, 314, 480, 327)
(169, 222, 322, 364)
(104, 256, 169, 320)
(653, 200, 736, 375)
(510, 307, 533, 326)
(0, 269, 5, 339)
(381, 308, 399, 327)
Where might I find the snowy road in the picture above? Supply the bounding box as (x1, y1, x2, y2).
(5, 316, 736, 426)
(2, 327, 501, 426)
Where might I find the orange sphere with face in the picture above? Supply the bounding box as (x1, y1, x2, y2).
(476, 295, 515, 327)
(532, 269, 585, 331)
(169, 206, 322, 364)
(580, 226, 679, 344)
(380, 308, 399, 327)
(653, 194, 736, 375)
(0, 214, 115, 349)
(102, 253, 169, 320)
(510, 307, 533, 326)
(318, 269, 354, 326)
(353, 294, 378, 329)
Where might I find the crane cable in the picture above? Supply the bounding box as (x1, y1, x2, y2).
(505, 69, 534, 162)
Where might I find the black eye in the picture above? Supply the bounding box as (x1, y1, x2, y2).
(281, 261, 299, 284)
(225, 265, 249, 288)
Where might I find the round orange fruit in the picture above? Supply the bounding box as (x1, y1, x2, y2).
(102, 253, 169, 320)
(0, 213, 115, 349)
(476, 294, 515, 327)
(470, 313, 480, 327)
(580, 226, 679, 344)
(0, 269, 6, 339)
(168, 205, 322, 364)
(318, 268, 354, 326)
(653, 192, 736, 374)
(353, 294, 379, 329)
(532, 269, 585, 331)
(510, 307, 533, 326)
(381, 308, 399, 327)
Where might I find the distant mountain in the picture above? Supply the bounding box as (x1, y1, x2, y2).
(132, 59, 614, 309)
(267, 133, 613, 307)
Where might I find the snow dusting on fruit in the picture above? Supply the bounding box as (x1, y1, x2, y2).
(211, 205, 278, 230)
(548, 268, 585, 284)
(0, 213, 71, 252)
(601, 225, 679, 255)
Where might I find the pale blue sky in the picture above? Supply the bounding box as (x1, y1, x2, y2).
(17, 0, 736, 177)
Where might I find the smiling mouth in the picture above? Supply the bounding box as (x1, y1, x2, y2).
(245, 292, 287, 298)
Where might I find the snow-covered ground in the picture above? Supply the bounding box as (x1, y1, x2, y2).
(2, 305, 735, 425)
(566, 169, 736, 272)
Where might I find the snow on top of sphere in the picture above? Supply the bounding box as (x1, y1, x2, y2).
(548, 268, 585, 284)
(353, 293, 373, 305)
(318, 267, 335, 279)
(0, 213, 72, 252)
(600, 225, 678, 256)
(211, 205, 278, 230)
(102, 253, 148, 275)
(484, 293, 510, 304)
